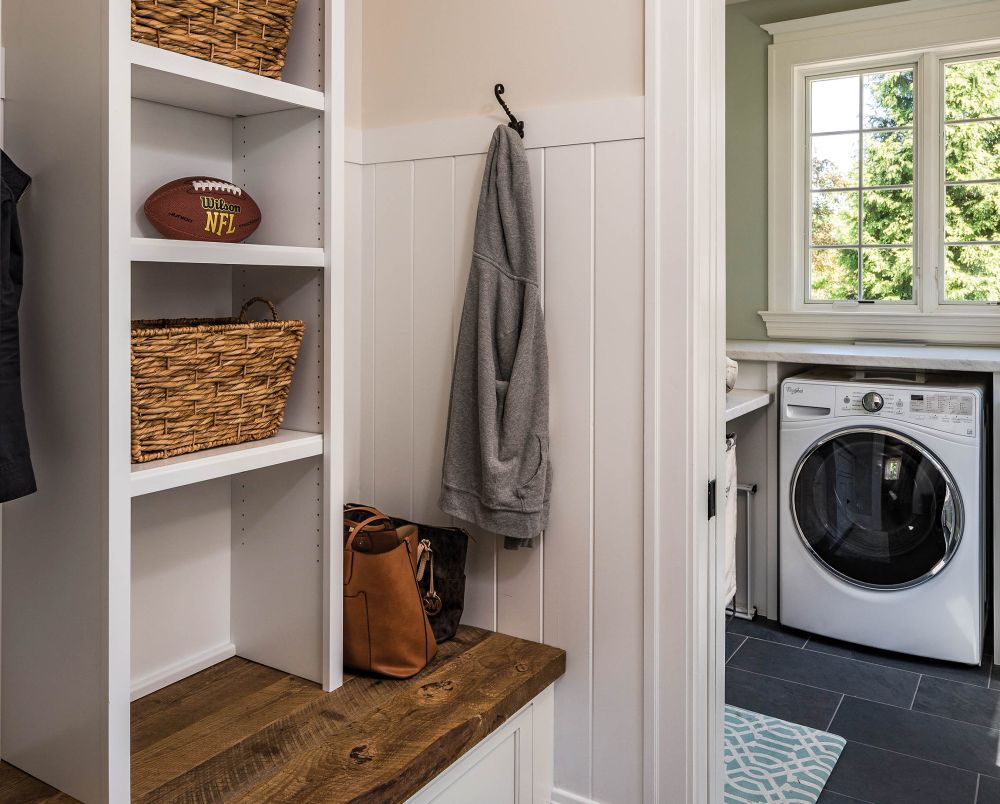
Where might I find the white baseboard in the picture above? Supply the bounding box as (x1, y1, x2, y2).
(551, 787, 598, 804)
(130, 641, 236, 701)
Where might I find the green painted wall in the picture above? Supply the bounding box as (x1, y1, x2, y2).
(726, 0, 905, 340)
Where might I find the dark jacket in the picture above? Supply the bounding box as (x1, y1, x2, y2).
(0, 151, 36, 503)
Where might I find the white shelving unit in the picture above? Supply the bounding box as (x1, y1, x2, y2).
(2, 3, 345, 802)
(130, 40, 325, 116)
(725, 389, 772, 422)
(130, 429, 325, 497)
(130, 237, 326, 267)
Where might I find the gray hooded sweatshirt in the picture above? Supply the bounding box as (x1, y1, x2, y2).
(439, 125, 550, 548)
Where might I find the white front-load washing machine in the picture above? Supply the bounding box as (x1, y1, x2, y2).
(779, 368, 987, 664)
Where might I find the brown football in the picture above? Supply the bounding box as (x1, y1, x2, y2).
(143, 176, 262, 243)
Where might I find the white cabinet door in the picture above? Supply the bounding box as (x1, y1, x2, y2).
(430, 731, 520, 804)
(407, 686, 554, 804)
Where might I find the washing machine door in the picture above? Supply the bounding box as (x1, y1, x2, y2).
(791, 427, 963, 590)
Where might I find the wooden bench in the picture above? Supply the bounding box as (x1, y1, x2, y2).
(0, 626, 566, 803)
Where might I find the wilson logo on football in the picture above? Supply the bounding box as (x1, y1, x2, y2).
(143, 176, 261, 244)
(201, 196, 243, 237)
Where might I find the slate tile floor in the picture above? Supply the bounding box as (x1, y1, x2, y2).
(725, 617, 1000, 804)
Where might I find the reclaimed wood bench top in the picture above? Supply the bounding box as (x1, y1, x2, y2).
(133, 625, 565, 802)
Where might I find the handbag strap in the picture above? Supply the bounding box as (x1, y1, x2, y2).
(344, 513, 395, 550)
(345, 504, 389, 521)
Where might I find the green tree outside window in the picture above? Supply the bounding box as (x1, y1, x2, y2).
(807, 58, 1000, 303)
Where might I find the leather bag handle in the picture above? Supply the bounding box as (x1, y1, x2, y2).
(344, 513, 395, 550)
(345, 504, 389, 520)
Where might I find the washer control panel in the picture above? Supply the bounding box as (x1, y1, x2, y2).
(836, 386, 978, 437)
(861, 391, 884, 412)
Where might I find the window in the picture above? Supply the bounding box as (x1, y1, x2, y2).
(764, 2, 1000, 343)
(808, 68, 915, 302)
(944, 56, 1000, 302)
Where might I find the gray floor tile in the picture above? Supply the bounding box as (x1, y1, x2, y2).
(817, 792, 870, 804)
(830, 696, 1000, 778)
(726, 632, 746, 663)
(979, 775, 1000, 803)
(726, 616, 808, 647)
(726, 668, 842, 730)
(825, 741, 978, 804)
(805, 634, 991, 688)
(728, 638, 920, 708)
(914, 675, 1000, 730)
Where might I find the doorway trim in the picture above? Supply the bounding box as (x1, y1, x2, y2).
(643, 0, 727, 801)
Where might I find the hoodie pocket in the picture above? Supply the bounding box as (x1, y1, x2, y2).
(516, 434, 549, 512)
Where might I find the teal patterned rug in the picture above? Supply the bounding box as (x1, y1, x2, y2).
(724, 705, 845, 803)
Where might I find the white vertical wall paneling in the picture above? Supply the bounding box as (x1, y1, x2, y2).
(452, 153, 497, 631)
(411, 159, 455, 525)
(592, 139, 645, 803)
(541, 142, 596, 798)
(344, 133, 645, 804)
(372, 162, 415, 517)
(496, 147, 546, 644)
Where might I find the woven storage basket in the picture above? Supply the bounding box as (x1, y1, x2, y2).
(131, 0, 299, 80)
(131, 298, 305, 463)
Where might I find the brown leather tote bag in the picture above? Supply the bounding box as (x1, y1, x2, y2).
(345, 504, 468, 643)
(343, 513, 437, 678)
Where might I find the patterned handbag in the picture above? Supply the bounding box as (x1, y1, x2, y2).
(345, 505, 469, 642)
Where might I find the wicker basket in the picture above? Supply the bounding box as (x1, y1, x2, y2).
(131, 0, 299, 80)
(131, 298, 305, 463)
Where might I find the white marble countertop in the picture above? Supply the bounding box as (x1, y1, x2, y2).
(727, 340, 1000, 372)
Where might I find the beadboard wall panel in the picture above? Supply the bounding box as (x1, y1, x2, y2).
(345, 135, 644, 803)
(542, 143, 597, 793)
(592, 139, 645, 804)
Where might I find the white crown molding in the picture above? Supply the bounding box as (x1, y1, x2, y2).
(763, 0, 998, 40)
(355, 96, 644, 165)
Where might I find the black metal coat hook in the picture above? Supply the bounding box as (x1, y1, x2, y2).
(494, 84, 525, 139)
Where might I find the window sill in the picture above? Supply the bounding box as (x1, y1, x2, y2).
(760, 309, 1000, 345)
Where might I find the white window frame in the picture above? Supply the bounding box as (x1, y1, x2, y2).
(803, 61, 920, 307)
(764, 0, 1000, 343)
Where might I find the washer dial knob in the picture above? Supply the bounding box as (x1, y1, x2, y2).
(862, 391, 884, 412)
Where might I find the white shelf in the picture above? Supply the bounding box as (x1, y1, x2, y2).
(130, 42, 325, 117)
(130, 429, 324, 497)
(131, 237, 325, 267)
(725, 389, 772, 422)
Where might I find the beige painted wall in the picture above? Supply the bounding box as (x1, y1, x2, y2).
(346, 0, 363, 129)
(359, 0, 643, 129)
(726, 0, 905, 340)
